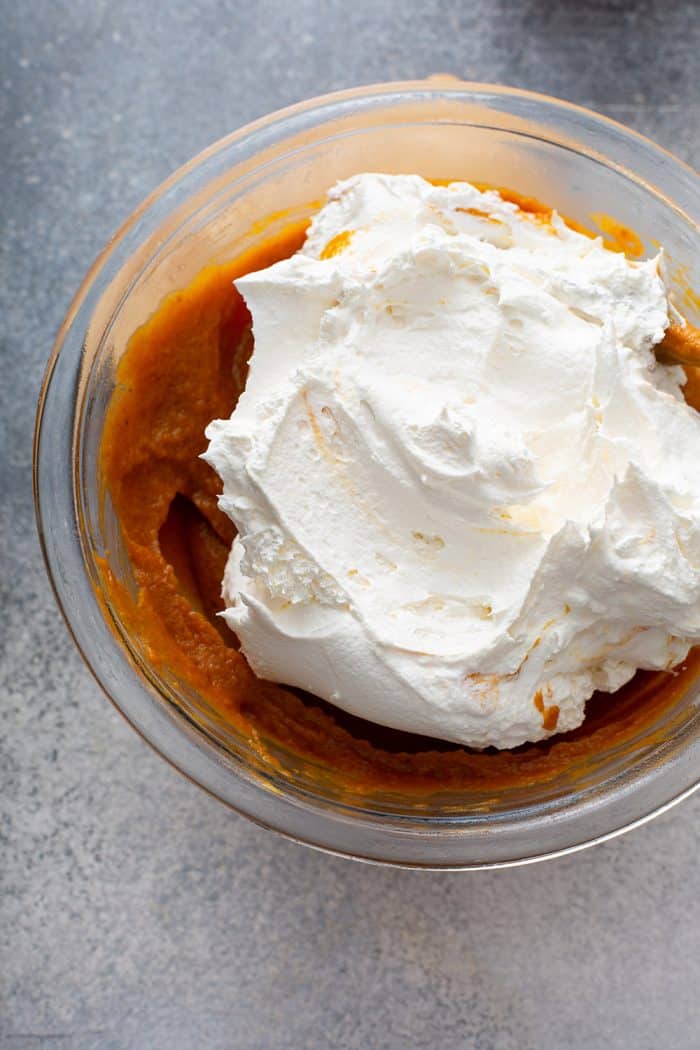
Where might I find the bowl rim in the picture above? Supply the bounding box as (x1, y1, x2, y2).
(34, 77, 700, 869)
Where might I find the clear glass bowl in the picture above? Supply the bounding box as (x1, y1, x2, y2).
(34, 78, 700, 868)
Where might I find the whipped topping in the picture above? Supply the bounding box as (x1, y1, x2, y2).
(204, 173, 700, 749)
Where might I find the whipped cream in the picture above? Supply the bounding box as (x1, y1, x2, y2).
(204, 173, 700, 749)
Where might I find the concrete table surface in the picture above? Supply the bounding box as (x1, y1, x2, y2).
(2, 2, 699, 1047)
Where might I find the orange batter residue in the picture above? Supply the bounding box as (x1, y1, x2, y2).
(99, 193, 700, 796)
(320, 229, 354, 259)
(534, 689, 560, 733)
(591, 213, 645, 257)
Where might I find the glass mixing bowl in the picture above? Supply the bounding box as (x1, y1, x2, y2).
(34, 78, 700, 868)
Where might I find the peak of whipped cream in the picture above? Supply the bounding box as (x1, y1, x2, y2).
(204, 173, 700, 749)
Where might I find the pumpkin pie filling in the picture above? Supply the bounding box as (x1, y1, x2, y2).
(99, 191, 700, 796)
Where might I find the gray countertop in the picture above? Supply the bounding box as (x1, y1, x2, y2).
(2, 2, 699, 1047)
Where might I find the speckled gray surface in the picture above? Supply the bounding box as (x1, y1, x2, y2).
(2, 1, 700, 1047)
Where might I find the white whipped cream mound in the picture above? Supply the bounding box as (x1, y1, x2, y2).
(204, 173, 700, 749)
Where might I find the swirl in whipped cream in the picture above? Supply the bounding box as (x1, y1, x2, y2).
(204, 174, 700, 749)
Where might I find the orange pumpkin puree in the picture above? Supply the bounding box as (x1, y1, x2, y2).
(100, 196, 700, 796)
